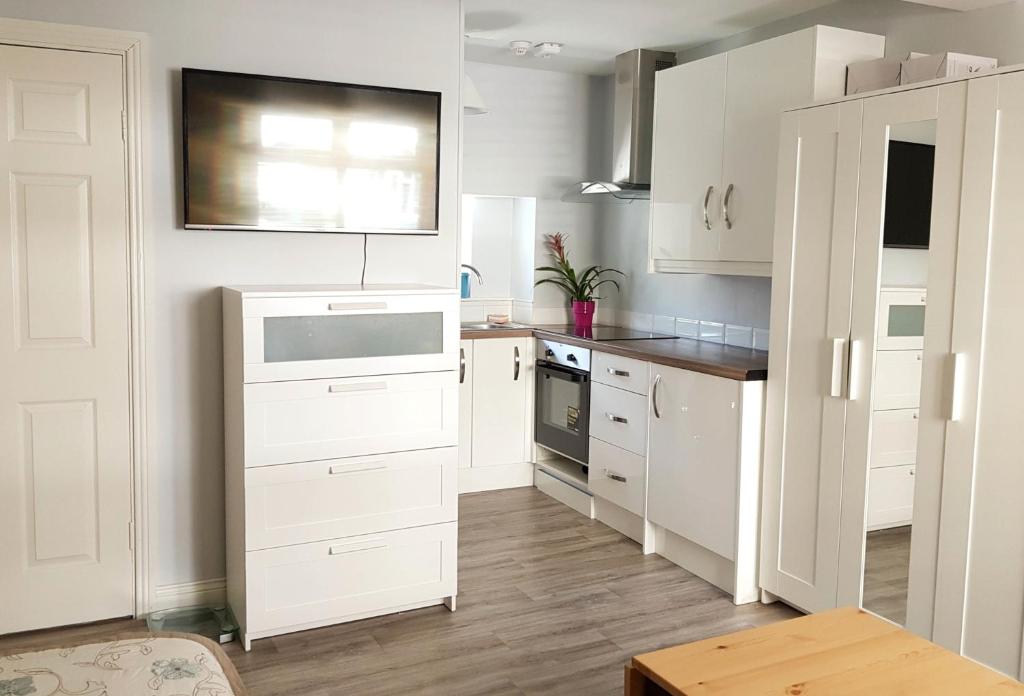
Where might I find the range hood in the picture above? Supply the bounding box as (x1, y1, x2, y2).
(565, 49, 676, 202)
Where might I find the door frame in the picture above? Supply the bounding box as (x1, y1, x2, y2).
(0, 17, 152, 618)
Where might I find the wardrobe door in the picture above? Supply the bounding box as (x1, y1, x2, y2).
(761, 100, 861, 612)
(842, 82, 967, 637)
(934, 71, 1024, 680)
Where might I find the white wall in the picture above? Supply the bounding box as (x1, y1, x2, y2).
(463, 61, 608, 315)
(0, 0, 462, 593)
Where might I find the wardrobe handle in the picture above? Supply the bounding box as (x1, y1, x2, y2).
(702, 186, 714, 232)
(847, 339, 862, 401)
(513, 345, 521, 381)
(829, 337, 847, 398)
(722, 183, 735, 230)
(950, 352, 966, 422)
(652, 374, 662, 419)
(460, 347, 466, 384)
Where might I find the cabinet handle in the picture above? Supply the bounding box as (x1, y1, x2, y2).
(652, 374, 662, 419)
(460, 347, 466, 384)
(722, 183, 735, 230)
(513, 345, 521, 381)
(847, 340, 862, 401)
(607, 367, 630, 377)
(829, 337, 847, 398)
(605, 413, 628, 424)
(329, 540, 388, 556)
(328, 301, 388, 311)
(329, 462, 386, 475)
(605, 470, 627, 483)
(702, 185, 714, 232)
(949, 352, 966, 422)
(329, 381, 387, 393)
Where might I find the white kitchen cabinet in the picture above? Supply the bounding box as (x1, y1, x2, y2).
(459, 340, 473, 470)
(649, 25, 884, 276)
(647, 364, 764, 604)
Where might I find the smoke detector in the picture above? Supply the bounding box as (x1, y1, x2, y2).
(533, 42, 563, 58)
(509, 40, 532, 57)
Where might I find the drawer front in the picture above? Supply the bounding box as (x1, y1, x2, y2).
(873, 350, 922, 410)
(241, 293, 459, 382)
(245, 522, 457, 634)
(590, 382, 648, 456)
(243, 372, 458, 467)
(592, 351, 650, 395)
(870, 409, 919, 469)
(588, 437, 646, 516)
(867, 464, 915, 530)
(244, 448, 457, 550)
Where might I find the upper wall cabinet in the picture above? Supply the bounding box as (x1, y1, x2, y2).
(648, 26, 885, 277)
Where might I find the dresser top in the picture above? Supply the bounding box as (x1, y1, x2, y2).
(223, 284, 456, 297)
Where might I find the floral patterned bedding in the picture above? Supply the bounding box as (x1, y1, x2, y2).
(0, 633, 246, 696)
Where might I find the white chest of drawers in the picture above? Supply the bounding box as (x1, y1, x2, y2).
(223, 285, 459, 650)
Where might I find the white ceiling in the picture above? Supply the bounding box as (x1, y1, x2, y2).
(464, 0, 841, 74)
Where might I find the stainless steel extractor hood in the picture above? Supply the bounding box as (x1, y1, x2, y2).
(565, 49, 676, 202)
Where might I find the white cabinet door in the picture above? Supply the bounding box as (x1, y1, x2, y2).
(648, 365, 740, 561)
(459, 340, 473, 469)
(761, 101, 862, 613)
(867, 465, 916, 530)
(719, 31, 814, 264)
(648, 54, 726, 265)
(471, 337, 528, 467)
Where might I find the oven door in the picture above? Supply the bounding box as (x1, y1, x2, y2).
(535, 360, 590, 464)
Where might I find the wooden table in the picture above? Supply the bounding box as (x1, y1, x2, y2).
(625, 607, 1024, 695)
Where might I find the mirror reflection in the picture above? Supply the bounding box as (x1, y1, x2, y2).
(461, 194, 537, 301)
(862, 119, 936, 626)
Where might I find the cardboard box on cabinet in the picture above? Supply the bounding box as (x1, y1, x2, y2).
(846, 53, 925, 95)
(900, 52, 998, 84)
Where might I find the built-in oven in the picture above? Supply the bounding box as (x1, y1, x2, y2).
(534, 339, 591, 465)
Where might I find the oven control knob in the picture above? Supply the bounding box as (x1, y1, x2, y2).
(567, 353, 578, 363)
(545, 349, 555, 357)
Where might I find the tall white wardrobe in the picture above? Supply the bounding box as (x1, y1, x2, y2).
(762, 65, 1024, 680)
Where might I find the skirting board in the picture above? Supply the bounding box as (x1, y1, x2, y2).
(594, 497, 644, 544)
(652, 525, 758, 605)
(459, 462, 534, 494)
(535, 468, 595, 519)
(150, 577, 227, 613)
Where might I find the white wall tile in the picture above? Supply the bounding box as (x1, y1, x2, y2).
(653, 315, 675, 335)
(725, 324, 754, 349)
(753, 328, 770, 352)
(675, 317, 700, 339)
(699, 320, 725, 344)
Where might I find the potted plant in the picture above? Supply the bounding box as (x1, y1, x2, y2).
(535, 232, 623, 330)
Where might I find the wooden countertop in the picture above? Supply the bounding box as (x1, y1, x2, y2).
(460, 324, 768, 381)
(627, 607, 1024, 696)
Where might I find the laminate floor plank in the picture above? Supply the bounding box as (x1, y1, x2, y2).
(0, 487, 801, 695)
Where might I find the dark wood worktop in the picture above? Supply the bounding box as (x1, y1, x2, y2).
(461, 324, 768, 381)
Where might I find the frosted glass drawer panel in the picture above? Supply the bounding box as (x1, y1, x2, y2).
(244, 448, 457, 550)
(243, 372, 458, 467)
(263, 313, 442, 363)
(877, 289, 926, 350)
(245, 522, 457, 634)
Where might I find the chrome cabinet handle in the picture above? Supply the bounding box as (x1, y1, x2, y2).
(513, 345, 521, 381)
(328, 301, 387, 311)
(652, 374, 662, 419)
(722, 183, 735, 230)
(702, 185, 714, 231)
(606, 413, 628, 424)
(607, 367, 630, 377)
(329, 462, 386, 475)
(329, 381, 386, 393)
(329, 540, 388, 556)
(460, 347, 466, 384)
(605, 470, 627, 483)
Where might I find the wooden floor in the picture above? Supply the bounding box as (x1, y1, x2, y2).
(0, 487, 799, 695)
(863, 525, 911, 626)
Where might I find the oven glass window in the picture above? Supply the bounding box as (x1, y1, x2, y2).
(539, 376, 582, 434)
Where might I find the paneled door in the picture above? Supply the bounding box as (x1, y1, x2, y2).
(0, 44, 133, 632)
(760, 100, 862, 613)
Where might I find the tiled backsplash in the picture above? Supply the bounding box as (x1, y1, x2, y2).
(461, 300, 768, 352)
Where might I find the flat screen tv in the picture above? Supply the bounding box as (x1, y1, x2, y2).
(883, 140, 934, 249)
(182, 68, 441, 234)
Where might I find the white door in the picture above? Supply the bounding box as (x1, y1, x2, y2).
(761, 101, 862, 613)
(842, 82, 967, 636)
(648, 54, 726, 264)
(470, 337, 527, 467)
(933, 70, 1024, 679)
(0, 44, 133, 633)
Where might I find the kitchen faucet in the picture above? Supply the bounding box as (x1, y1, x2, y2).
(461, 263, 483, 285)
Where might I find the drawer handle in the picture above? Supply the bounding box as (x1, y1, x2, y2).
(328, 381, 387, 394)
(328, 301, 388, 311)
(605, 470, 627, 483)
(329, 462, 386, 475)
(606, 413, 628, 424)
(329, 541, 388, 556)
(607, 367, 630, 377)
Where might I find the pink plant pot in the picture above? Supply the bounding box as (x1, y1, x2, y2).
(572, 300, 596, 330)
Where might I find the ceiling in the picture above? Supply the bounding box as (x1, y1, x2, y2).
(464, 0, 842, 74)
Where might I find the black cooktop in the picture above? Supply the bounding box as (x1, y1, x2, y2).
(549, 325, 680, 341)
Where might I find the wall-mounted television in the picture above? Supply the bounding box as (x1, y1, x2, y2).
(182, 68, 441, 234)
(882, 140, 934, 249)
